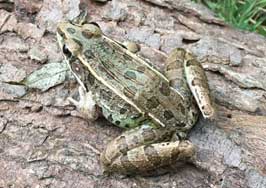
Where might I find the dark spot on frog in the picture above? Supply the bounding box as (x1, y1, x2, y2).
(124, 103, 131, 109)
(73, 38, 83, 48)
(160, 131, 172, 141)
(175, 122, 186, 127)
(146, 96, 160, 109)
(123, 86, 137, 98)
(118, 143, 129, 154)
(180, 122, 186, 127)
(100, 89, 112, 101)
(159, 82, 170, 96)
(191, 79, 195, 86)
(124, 124, 130, 128)
(136, 66, 146, 73)
(164, 110, 174, 120)
(117, 136, 128, 153)
(115, 120, 121, 125)
(67, 27, 76, 34)
(227, 114, 232, 119)
(144, 145, 160, 163)
(84, 49, 94, 59)
(120, 108, 127, 114)
(124, 70, 137, 80)
(132, 136, 139, 145)
(192, 111, 198, 118)
(142, 127, 156, 142)
(107, 114, 113, 122)
(87, 73, 95, 86)
(179, 105, 185, 115)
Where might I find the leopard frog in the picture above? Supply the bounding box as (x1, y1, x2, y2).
(57, 11, 214, 175)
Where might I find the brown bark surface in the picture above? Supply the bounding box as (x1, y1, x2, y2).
(0, 0, 266, 187)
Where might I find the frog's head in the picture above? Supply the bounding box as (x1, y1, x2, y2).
(57, 11, 102, 59)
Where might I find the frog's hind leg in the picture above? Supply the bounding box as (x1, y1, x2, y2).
(165, 48, 215, 119)
(100, 124, 195, 175)
(164, 48, 199, 130)
(183, 51, 215, 118)
(164, 48, 193, 98)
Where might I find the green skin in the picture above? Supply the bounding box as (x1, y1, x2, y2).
(57, 12, 214, 175)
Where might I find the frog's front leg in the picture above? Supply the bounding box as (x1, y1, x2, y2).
(68, 86, 100, 120)
(100, 124, 195, 175)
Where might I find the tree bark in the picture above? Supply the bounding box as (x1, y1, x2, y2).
(0, 0, 266, 187)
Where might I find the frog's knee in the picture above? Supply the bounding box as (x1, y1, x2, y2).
(177, 140, 195, 159)
(100, 136, 126, 172)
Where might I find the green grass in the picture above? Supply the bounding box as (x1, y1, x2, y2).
(193, 0, 266, 36)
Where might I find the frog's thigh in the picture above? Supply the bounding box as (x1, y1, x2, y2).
(68, 86, 100, 120)
(164, 48, 190, 93)
(100, 124, 195, 174)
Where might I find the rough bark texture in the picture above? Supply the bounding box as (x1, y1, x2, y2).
(0, 0, 266, 187)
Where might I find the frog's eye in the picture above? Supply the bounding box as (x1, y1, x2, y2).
(63, 44, 72, 57)
(63, 39, 81, 57)
(82, 23, 102, 38)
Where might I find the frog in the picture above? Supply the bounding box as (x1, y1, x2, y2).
(56, 11, 215, 175)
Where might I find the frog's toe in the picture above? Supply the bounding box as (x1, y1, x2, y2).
(68, 96, 79, 106)
(78, 85, 87, 101)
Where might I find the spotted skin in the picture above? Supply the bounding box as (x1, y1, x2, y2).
(57, 12, 214, 175)
(184, 54, 215, 118)
(101, 124, 194, 174)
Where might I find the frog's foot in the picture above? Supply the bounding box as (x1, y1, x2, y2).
(100, 124, 195, 175)
(165, 48, 215, 119)
(68, 86, 100, 121)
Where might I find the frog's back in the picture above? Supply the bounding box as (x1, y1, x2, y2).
(79, 35, 193, 128)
